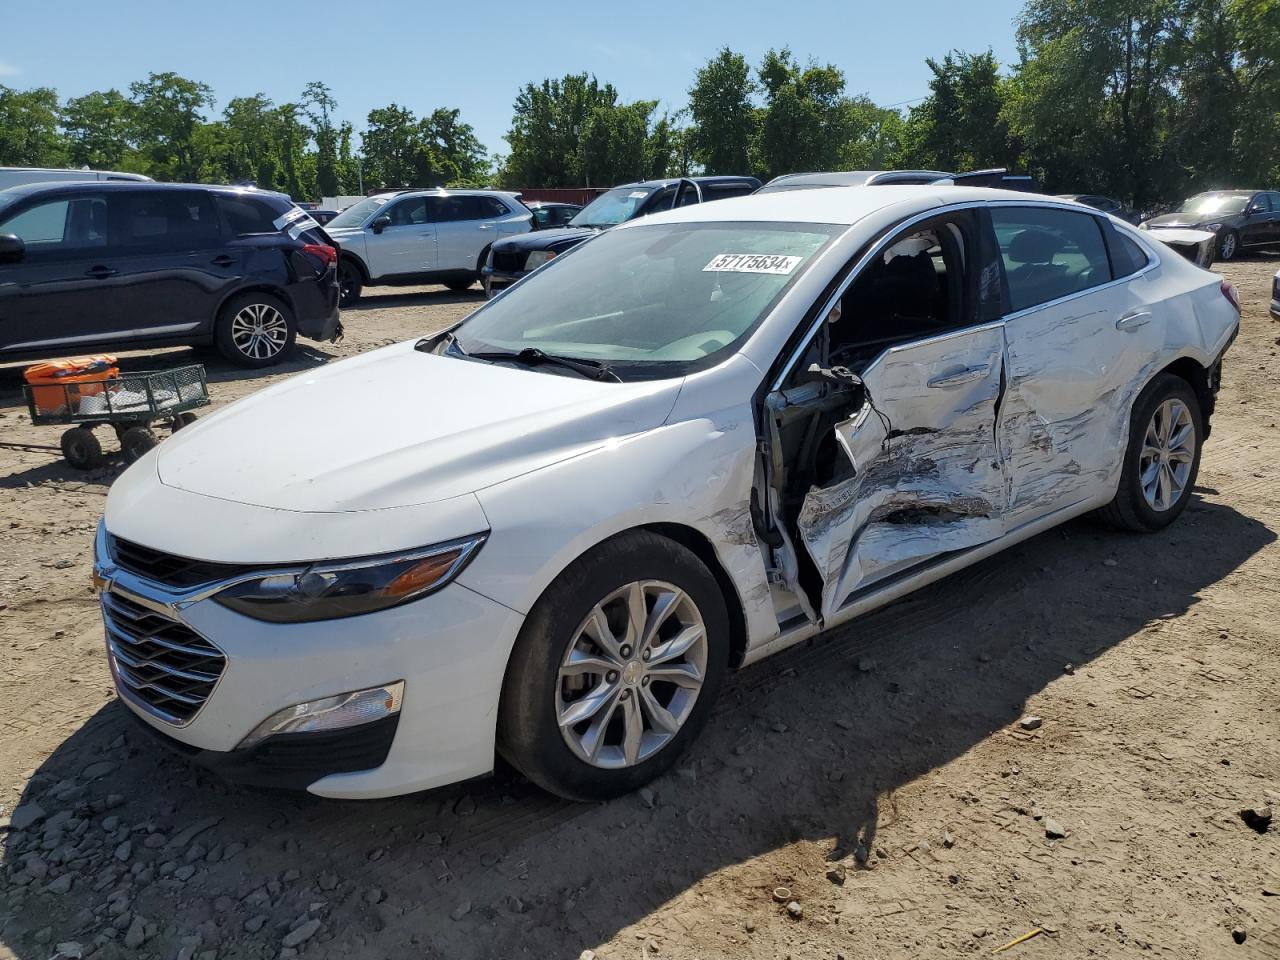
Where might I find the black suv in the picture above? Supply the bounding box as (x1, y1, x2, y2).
(482, 176, 760, 295)
(0, 182, 341, 367)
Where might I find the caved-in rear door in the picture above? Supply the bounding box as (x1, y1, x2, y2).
(797, 324, 1008, 618)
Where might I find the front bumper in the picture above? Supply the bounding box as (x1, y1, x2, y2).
(96, 539, 525, 799)
(480, 265, 525, 297)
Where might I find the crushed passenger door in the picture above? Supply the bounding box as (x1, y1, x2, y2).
(794, 325, 1007, 618)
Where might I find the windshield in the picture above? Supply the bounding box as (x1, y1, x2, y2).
(569, 186, 658, 228)
(1178, 194, 1249, 217)
(451, 221, 838, 379)
(327, 196, 391, 229)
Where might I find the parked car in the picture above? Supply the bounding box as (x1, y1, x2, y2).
(757, 168, 1037, 193)
(1056, 193, 1142, 224)
(324, 189, 531, 305)
(96, 186, 1238, 801)
(0, 182, 340, 367)
(1141, 190, 1280, 261)
(0, 166, 152, 190)
(482, 176, 760, 295)
(525, 200, 582, 229)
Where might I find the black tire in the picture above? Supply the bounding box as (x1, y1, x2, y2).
(1095, 372, 1203, 532)
(338, 259, 363, 307)
(172, 412, 198, 431)
(1217, 229, 1240, 261)
(497, 531, 730, 801)
(444, 277, 475, 292)
(60, 427, 103, 470)
(119, 426, 158, 463)
(215, 292, 296, 367)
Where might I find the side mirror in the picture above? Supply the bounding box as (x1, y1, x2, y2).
(1248, 204, 1265, 216)
(371, 216, 392, 234)
(0, 233, 23, 264)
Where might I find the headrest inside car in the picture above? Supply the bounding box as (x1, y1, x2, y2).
(1007, 228, 1063, 265)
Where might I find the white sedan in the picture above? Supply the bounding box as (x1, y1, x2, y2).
(95, 186, 1239, 801)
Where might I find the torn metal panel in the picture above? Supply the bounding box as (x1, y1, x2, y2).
(794, 325, 1007, 618)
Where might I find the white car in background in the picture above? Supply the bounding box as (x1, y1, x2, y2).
(325, 189, 531, 305)
(96, 186, 1239, 802)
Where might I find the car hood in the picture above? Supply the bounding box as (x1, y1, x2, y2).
(1145, 213, 1222, 229)
(155, 340, 683, 513)
(493, 226, 599, 254)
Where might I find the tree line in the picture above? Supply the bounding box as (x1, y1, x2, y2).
(1, 0, 1275, 206)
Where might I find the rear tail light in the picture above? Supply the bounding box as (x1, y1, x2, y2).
(303, 243, 337, 267)
(1220, 280, 1241, 314)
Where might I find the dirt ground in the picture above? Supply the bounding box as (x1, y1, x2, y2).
(1, 260, 1279, 960)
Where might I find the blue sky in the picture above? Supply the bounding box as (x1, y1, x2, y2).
(3, 0, 1027, 158)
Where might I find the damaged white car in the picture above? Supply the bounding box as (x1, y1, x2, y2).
(96, 187, 1239, 802)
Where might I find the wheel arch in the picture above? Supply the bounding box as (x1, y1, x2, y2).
(339, 251, 371, 283)
(1151, 353, 1216, 438)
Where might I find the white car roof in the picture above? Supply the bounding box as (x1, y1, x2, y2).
(625, 185, 1054, 229)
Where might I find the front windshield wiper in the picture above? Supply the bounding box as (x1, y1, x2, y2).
(465, 346, 622, 382)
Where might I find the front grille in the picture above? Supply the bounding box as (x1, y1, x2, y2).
(491, 249, 525, 273)
(110, 535, 255, 588)
(102, 590, 226, 724)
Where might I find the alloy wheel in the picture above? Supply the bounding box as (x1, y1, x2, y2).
(230, 303, 289, 361)
(556, 580, 708, 769)
(1139, 398, 1195, 512)
(1220, 233, 1237, 259)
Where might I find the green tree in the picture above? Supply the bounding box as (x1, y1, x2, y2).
(1005, 0, 1184, 204)
(62, 89, 135, 170)
(899, 51, 1014, 172)
(755, 48, 854, 180)
(128, 72, 215, 181)
(302, 81, 342, 196)
(502, 74, 619, 186)
(688, 48, 757, 174)
(0, 85, 65, 167)
(419, 107, 489, 185)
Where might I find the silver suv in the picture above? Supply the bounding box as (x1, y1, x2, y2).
(326, 189, 532, 305)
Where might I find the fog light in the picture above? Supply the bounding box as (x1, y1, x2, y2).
(238, 681, 404, 749)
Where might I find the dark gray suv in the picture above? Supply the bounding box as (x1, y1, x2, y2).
(0, 182, 341, 367)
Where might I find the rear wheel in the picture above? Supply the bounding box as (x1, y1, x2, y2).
(1096, 373, 1203, 532)
(338, 260, 363, 307)
(444, 277, 475, 292)
(61, 427, 103, 470)
(215, 293, 296, 367)
(498, 531, 729, 801)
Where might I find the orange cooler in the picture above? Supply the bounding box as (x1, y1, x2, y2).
(24, 356, 120, 415)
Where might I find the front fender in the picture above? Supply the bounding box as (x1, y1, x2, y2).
(457, 411, 779, 651)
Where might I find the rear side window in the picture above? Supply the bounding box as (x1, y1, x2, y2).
(1110, 230, 1152, 277)
(218, 195, 286, 236)
(703, 183, 755, 202)
(113, 191, 220, 251)
(475, 196, 510, 218)
(991, 207, 1113, 313)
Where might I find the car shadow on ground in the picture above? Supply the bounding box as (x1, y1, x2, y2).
(0, 496, 1272, 959)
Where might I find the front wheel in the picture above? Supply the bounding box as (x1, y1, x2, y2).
(1217, 229, 1240, 261)
(1096, 373, 1203, 532)
(497, 531, 730, 801)
(215, 293, 296, 367)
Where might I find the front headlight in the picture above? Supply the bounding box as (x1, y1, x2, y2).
(524, 250, 557, 270)
(1202, 222, 1223, 232)
(214, 535, 486, 623)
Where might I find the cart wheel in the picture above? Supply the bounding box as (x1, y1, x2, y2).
(120, 426, 158, 464)
(61, 427, 104, 471)
(172, 412, 199, 431)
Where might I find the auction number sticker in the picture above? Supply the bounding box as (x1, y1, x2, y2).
(703, 253, 803, 275)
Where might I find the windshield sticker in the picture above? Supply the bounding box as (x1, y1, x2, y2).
(628, 191, 649, 199)
(703, 253, 804, 275)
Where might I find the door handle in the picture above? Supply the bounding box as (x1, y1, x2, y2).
(84, 265, 118, 279)
(211, 255, 236, 267)
(1116, 311, 1152, 331)
(927, 364, 990, 389)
